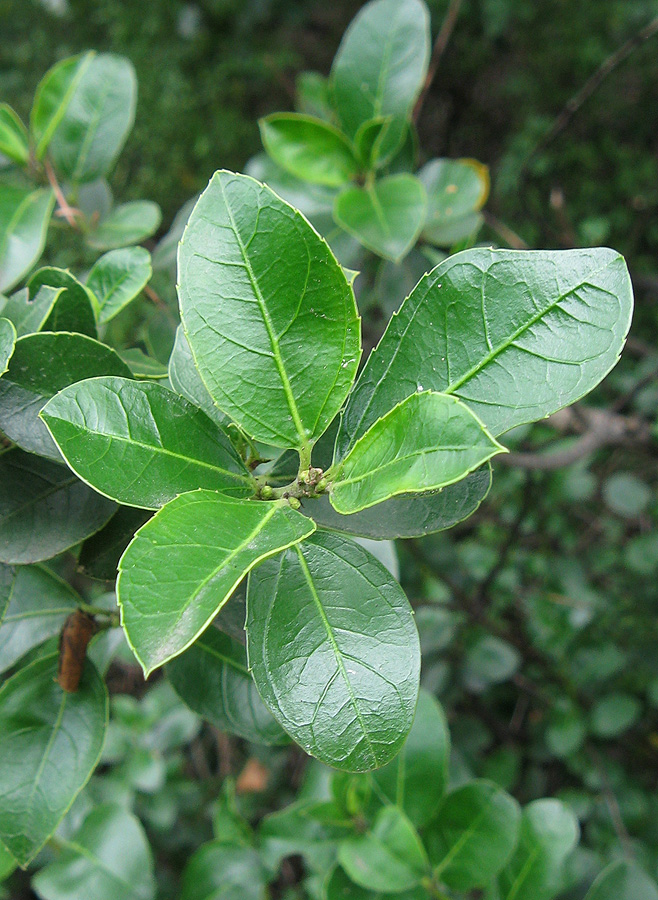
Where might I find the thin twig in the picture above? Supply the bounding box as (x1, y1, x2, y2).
(483, 212, 529, 249)
(527, 15, 658, 165)
(412, 0, 464, 123)
(587, 746, 635, 858)
(44, 159, 81, 229)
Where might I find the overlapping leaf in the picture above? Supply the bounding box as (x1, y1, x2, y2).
(260, 113, 358, 187)
(86, 247, 152, 323)
(0, 187, 55, 293)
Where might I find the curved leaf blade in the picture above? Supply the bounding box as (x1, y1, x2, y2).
(86, 247, 152, 323)
(168, 325, 231, 428)
(86, 201, 162, 251)
(246, 531, 420, 772)
(27, 267, 97, 337)
(0, 104, 29, 165)
(178, 170, 361, 450)
(585, 860, 658, 900)
(334, 174, 426, 263)
(32, 803, 155, 900)
(329, 392, 503, 514)
(0, 187, 55, 293)
(41, 377, 253, 508)
(30, 53, 94, 159)
(0, 449, 116, 565)
(0, 332, 131, 460)
(118, 492, 316, 675)
(0, 317, 16, 376)
(168, 627, 287, 745)
(260, 113, 359, 187)
(337, 248, 634, 456)
(0, 653, 108, 867)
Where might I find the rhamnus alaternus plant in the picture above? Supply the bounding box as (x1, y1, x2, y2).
(34, 169, 633, 775)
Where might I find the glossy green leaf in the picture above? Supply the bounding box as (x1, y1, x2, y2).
(118, 492, 315, 675)
(0, 187, 55, 292)
(42, 377, 253, 508)
(86, 201, 162, 251)
(0, 104, 29, 165)
(168, 626, 287, 745)
(181, 841, 267, 900)
(48, 54, 137, 184)
(118, 348, 168, 378)
(32, 803, 155, 900)
(334, 175, 426, 262)
(0, 285, 60, 336)
(246, 531, 420, 771)
(27, 267, 97, 336)
(0, 653, 108, 866)
(260, 114, 359, 187)
(30, 53, 94, 159)
(168, 325, 231, 428)
(330, 392, 503, 514)
(325, 866, 427, 900)
(585, 860, 658, 900)
(0, 448, 116, 564)
(371, 689, 449, 827)
(0, 318, 15, 376)
(0, 563, 80, 674)
(305, 465, 491, 539)
(419, 158, 490, 247)
(338, 806, 429, 892)
(179, 170, 360, 451)
(337, 248, 634, 456)
(331, 0, 430, 157)
(426, 780, 521, 891)
(78, 506, 151, 581)
(0, 332, 131, 459)
(497, 799, 579, 900)
(86, 247, 152, 323)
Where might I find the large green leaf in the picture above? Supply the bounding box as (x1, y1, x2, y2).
(86, 247, 152, 323)
(168, 626, 287, 745)
(30, 53, 94, 160)
(0, 318, 16, 376)
(260, 113, 359, 187)
(41, 377, 254, 508)
(0, 448, 116, 564)
(331, 0, 430, 158)
(337, 248, 634, 456)
(48, 54, 137, 184)
(329, 392, 503, 514)
(168, 325, 231, 428)
(32, 804, 155, 900)
(585, 860, 658, 900)
(0, 187, 55, 293)
(0, 653, 107, 866)
(497, 799, 579, 900)
(338, 806, 429, 893)
(426, 780, 521, 891)
(419, 158, 489, 247)
(246, 531, 420, 771)
(0, 332, 131, 460)
(0, 104, 29, 165)
(181, 841, 267, 900)
(304, 466, 491, 539)
(370, 689, 450, 828)
(27, 267, 97, 337)
(0, 563, 79, 674)
(334, 175, 426, 262)
(178, 170, 360, 452)
(118, 493, 315, 675)
(86, 201, 162, 251)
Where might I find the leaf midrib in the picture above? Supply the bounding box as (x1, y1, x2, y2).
(218, 176, 309, 452)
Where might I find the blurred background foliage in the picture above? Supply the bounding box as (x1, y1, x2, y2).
(3, 0, 658, 896)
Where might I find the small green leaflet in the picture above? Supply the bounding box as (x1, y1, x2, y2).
(30, 52, 94, 160)
(27, 267, 97, 337)
(0, 654, 108, 867)
(337, 248, 634, 457)
(419, 157, 489, 247)
(246, 531, 420, 772)
(86, 247, 152, 323)
(118, 492, 316, 675)
(0, 318, 16, 376)
(329, 392, 503, 514)
(178, 170, 361, 451)
(260, 113, 359, 187)
(41, 377, 254, 509)
(0, 104, 29, 165)
(168, 325, 231, 428)
(86, 201, 162, 250)
(0, 187, 55, 293)
(334, 174, 427, 262)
